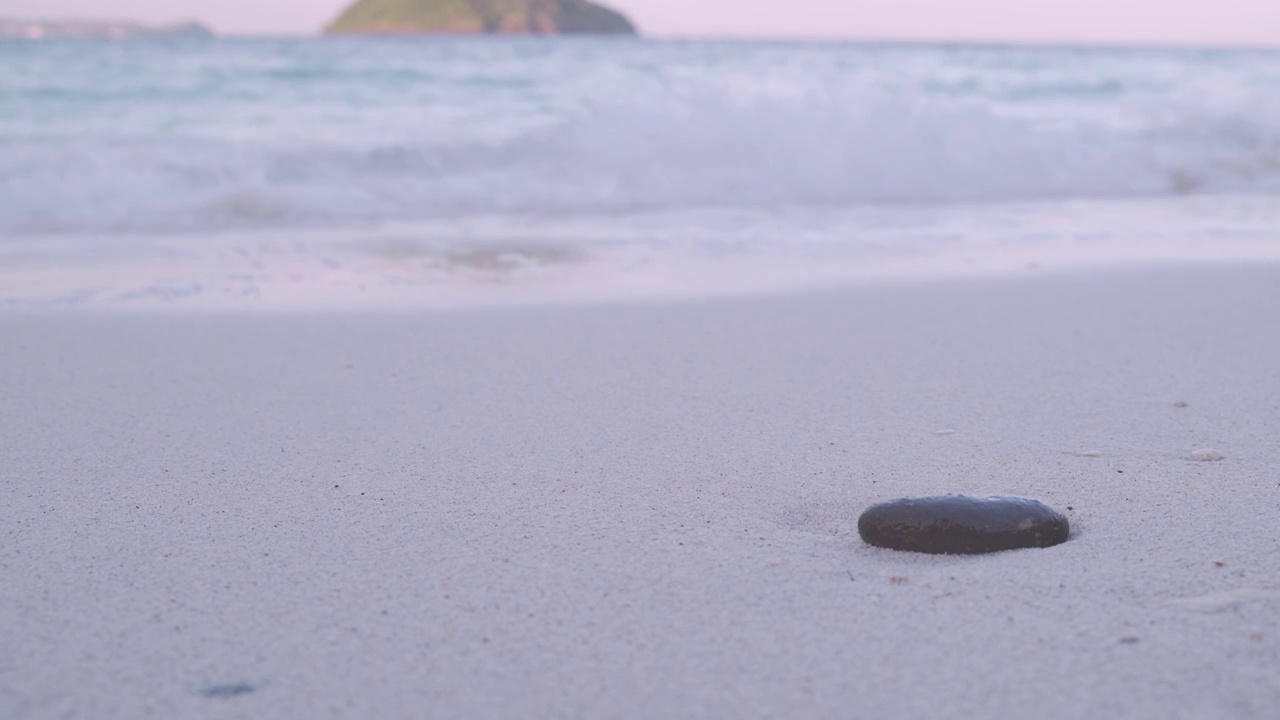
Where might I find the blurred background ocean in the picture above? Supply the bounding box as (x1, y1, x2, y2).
(3, 38, 1280, 307)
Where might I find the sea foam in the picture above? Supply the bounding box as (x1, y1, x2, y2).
(2, 39, 1279, 235)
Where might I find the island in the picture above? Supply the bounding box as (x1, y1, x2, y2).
(325, 0, 636, 35)
(0, 19, 213, 40)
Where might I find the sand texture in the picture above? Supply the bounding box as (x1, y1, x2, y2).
(3, 264, 1279, 718)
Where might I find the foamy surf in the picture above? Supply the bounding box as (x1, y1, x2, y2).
(4, 196, 1279, 309)
(3, 38, 1280, 308)
(3, 39, 1280, 237)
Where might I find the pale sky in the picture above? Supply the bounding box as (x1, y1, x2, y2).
(1, 0, 1277, 45)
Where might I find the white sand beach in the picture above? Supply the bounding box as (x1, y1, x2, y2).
(2, 262, 1279, 719)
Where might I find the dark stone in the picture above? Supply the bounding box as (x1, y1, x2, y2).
(858, 495, 1069, 554)
(200, 682, 257, 699)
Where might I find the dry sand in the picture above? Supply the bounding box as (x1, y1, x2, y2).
(2, 263, 1279, 718)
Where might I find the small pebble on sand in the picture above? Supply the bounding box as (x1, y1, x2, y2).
(1188, 449, 1226, 462)
(200, 682, 258, 699)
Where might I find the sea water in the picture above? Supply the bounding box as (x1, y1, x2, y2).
(2, 37, 1279, 308)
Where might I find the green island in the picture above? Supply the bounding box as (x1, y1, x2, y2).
(325, 0, 637, 35)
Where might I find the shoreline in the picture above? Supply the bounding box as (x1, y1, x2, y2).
(3, 262, 1278, 718)
(5, 194, 1280, 313)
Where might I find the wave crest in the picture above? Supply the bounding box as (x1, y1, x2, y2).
(3, 91, 1279, 234)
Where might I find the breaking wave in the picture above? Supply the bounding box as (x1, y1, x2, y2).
(3, 62, 1279, 235)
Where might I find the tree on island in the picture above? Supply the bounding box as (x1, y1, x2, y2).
(325, 0, 637, 35)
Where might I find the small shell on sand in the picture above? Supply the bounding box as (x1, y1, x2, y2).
(1188, 448, 1226, 462)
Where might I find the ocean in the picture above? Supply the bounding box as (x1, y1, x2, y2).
(2, 37, 1279, 308)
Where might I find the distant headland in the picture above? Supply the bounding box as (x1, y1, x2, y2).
(325, 0, 637, 35)
(0, 19, 214, 40)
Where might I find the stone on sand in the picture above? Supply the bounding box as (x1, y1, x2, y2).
(858, 495, 1070, 555)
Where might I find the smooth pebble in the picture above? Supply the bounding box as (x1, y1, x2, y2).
(858, 494, 1070, 555)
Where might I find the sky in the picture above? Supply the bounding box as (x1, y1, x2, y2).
(1, 0, 1277, 46)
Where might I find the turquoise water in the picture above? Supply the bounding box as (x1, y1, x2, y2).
(2, 38, 1279, 307)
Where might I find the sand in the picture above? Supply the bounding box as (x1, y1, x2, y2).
(2, 263, 1278, 719)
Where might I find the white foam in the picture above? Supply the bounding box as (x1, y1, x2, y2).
(3, 195, 1280, 310)
(3, 89, 1280, 235)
